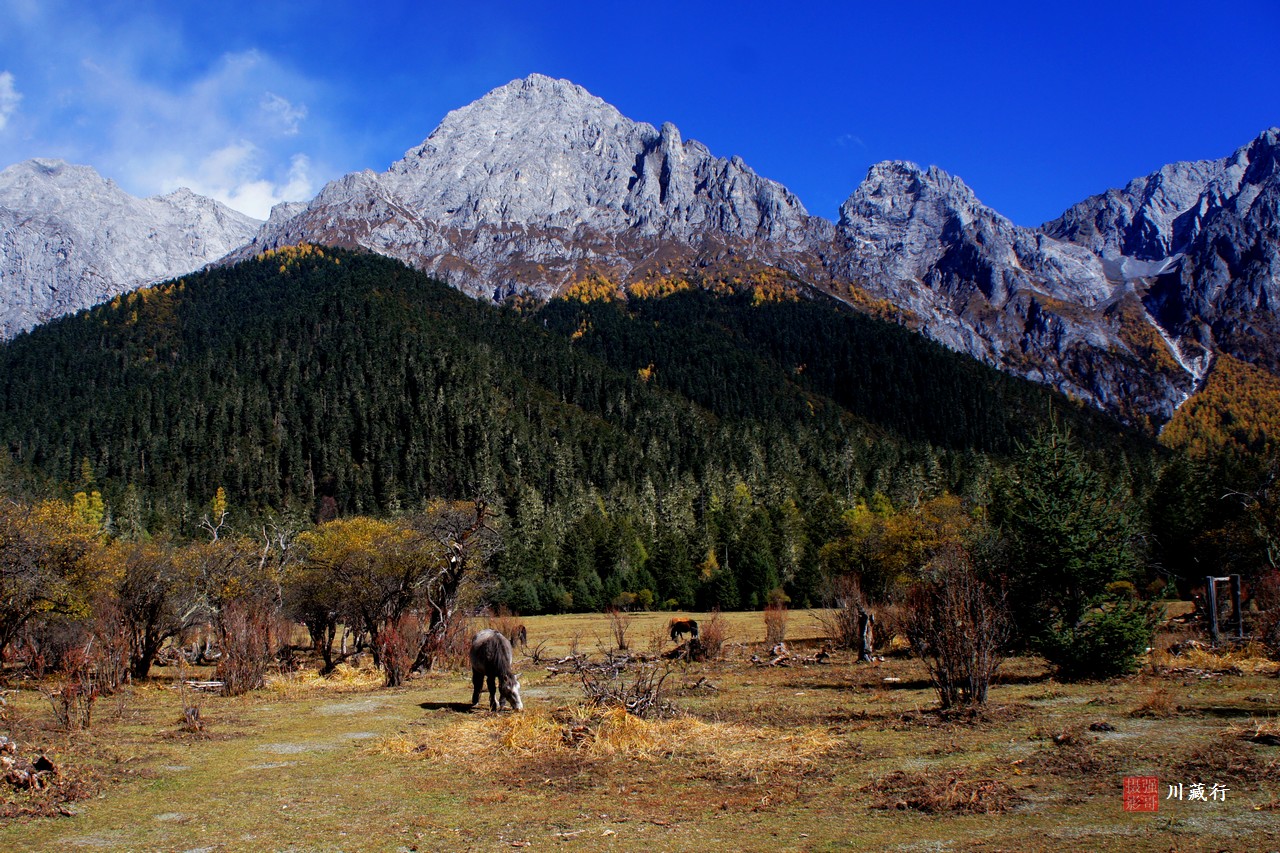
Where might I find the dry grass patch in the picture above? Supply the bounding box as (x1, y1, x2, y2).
(261, 662, 385, 699)
(1233, 716, 1280, 746)
(1154, 643, 1280, 676)
(1021, 726, 1121, 787)
(369, 705, 842, 778)
(894, 703, 1030, 731)
(1130, 686, 1178, 718)
(1175, 731, 1280, 787)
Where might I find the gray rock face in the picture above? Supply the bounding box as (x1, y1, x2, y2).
(1134, 130, 1280, 372)
(1045, 130, 1277, 262)
(1047, 128, 1280, 377)
(237, 74, 823, 299)
(0, 159, 259, 337)
(825, 161, 1200, 422)
(383, 75, 813, 243)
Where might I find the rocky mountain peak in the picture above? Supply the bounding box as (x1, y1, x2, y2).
(239, 74, 818, 300)
(0, 158, 259, 338)
(839, 160, 990, 232)
(1045, 127, 1280, 263)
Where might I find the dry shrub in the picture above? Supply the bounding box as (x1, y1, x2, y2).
(39, 603, 134, 730)
(646, 625, 669, 656)
(488, 609, 525, 649)
(88, 599, 130, 695)
(580, 663, 675, 719)
(863, 770, 1021, 814)
(42, 645, 99, 732)
(377, 613, 422, 688)
(1130, 687, 1177, 718)
(763, 602, 788, 646)
(407, 612, 474, 673)
(216, 600, 274, 696)
(816, 575, 873, 655)
(431, 613, 474, 670)
(606, 607, 634, 651)
(699, 610, 727, 660)
(875, 604, 907, 651)
(905, 546, 1010, 708)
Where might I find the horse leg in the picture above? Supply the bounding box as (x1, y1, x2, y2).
(471, 670, 484, 707)
(487, 673, 499, 711)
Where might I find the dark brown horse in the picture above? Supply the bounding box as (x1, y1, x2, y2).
(669, 618, 699, 642)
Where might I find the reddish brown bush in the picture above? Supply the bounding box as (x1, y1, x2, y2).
(905, 545, 1010, 708)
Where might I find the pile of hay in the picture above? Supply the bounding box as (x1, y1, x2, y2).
(1154, 642, 1279, 676)
(369, 705, 841, 777)
(262, 663, 385, 699)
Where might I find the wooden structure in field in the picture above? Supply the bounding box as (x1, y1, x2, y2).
(1204, 574, 1244, 645)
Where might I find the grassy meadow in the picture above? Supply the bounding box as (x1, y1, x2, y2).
(2, 608, 1279, 852)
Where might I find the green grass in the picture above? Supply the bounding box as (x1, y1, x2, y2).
(2, 611, 1278, 851)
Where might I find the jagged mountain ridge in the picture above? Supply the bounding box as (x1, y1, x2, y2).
(1047, 129, 1280, 378)
(0, 159, 260, 338)
(244, 75, 1275, 426)
(3, 74, 1277, 429)
(232, 75, 829, 301)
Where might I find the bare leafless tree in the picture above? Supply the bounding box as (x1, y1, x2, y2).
(905, 544, 1010, 708)
(606, 607, 634, 650)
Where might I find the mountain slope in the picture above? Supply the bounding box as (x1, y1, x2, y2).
(4, 77, 1276, 432)
(0, 159, 260, 338)
(821, 160, 1199, 426)
(0, 248, 1146, 517)
(237, 75, 1223, 427)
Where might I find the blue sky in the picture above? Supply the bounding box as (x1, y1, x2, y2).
(1, 0, 1277, 224)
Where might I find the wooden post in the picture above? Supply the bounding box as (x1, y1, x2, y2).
(1230, 574, 1244, 640)
(1205, 575, 1220, 645)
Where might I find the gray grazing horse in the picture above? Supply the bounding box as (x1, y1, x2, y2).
(470, 629, 523, 712)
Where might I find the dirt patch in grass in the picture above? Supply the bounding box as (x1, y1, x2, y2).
(862, 769, 1023, 814)
(1174, 732, 1280, 788)
(894, 703, 1031, 730)
(1020, 727, 1122, 788)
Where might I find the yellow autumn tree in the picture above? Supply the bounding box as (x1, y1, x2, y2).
(0, 498, 105, 654)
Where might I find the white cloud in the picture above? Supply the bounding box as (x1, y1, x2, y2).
(166, 144, 313, 220)
(0, 71, 20, 131)
(0, 4, 335, 218)
(261, 92, 307, 136)
(67, 50, 325, 218)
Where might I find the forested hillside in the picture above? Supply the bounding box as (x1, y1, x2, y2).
(0, 247, 1155, 612)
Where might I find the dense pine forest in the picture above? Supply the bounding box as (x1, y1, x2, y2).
(0, 246, 1254, 615)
